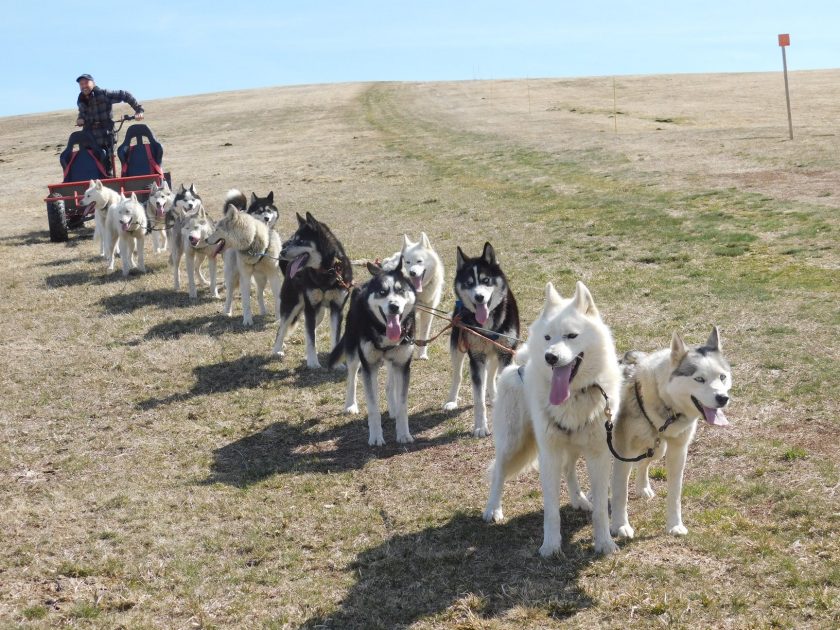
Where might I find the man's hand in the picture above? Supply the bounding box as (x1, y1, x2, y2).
(76, 118, 84, 127)
(135, 112, 145, 121)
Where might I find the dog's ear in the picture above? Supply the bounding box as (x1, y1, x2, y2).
(305, 211, 317, 226)
(189, 184, 198, 195)
(670, 332, 688, 367)
(367, 261, 384, 276)
(225, 203, 239, 217)
(162, 180, 171, 192)
(402, 234, 411, 252)
(541, 282, 563, 314)
(572, 281, 600, 318)
(456, 246, 466, 270)
(150, 181, 159, 193)
(296, 212, 307, 227)
(130, 192, 138, 202)
(421, 232, 431, 248)
(706, 326, 721, 352)
(266, 191, 274, 204)
(177, 183, 186, 194)
(481, 242, 496, 265)
(250, 192, 257, 205)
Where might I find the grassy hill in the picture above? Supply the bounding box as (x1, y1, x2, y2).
(0, 71, 837, 628)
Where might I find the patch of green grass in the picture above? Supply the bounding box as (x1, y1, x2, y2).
(783, 446, 807, 461)
(69, 602, 101, 620)
(22, 605, 48, 620)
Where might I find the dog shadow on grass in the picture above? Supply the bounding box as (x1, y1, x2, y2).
(136, 353, 347, 411)
(302, 510, 595, 628)
(101, 288, 228, 315)
(204, 405, 456, 485)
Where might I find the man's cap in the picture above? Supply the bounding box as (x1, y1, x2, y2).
(76, 74, 94, 83)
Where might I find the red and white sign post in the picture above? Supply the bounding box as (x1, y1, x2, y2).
(779, 34, 793, 140)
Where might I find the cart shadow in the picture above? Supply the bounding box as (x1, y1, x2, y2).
(302, 511, 595, 629)
(202, 405, 456, 485)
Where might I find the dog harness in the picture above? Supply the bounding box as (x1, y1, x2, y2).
(596, 384, 659, 463)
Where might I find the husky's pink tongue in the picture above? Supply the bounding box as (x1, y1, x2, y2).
(549, 364, 573, 405)
(475, 303, 490, 325)
(386, 314, 402, 341)
(156, 206, 166, 218)
(121, 222, 131, 232)
(289, 254, 307, 278)
(703, 406, 729, 426)
(411, 276, 423, 293)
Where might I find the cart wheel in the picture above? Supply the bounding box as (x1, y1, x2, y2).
(47, 193, 68, 242)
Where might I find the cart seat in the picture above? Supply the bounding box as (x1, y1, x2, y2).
(117, 124, 164, 178)
(59, 130, 109, 183)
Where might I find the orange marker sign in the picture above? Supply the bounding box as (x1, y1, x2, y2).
(778, 33, 790, 47)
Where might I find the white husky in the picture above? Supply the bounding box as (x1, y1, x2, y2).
(171, 206, 219, 299)
(483, 281, 621, 557)
(105, 193, 148, 277)
(381, 233, 444, 360)
(609, 327, 732, 539)
(80, 179, 121, 258)
(145, 181, 174, 254)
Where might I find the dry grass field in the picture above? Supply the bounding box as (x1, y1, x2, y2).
(1, 70, 838, 628)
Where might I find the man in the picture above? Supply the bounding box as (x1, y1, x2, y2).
(75, 74, 144, 176)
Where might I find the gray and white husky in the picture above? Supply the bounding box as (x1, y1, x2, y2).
(381, 232, 444, 360)
(80, 179, 121, 258)
(206, 189, 283, 326)
(145, 181, 174, 254)
(610, 327, 732, 539)
(166, 184, 204, 256)
(171, 205, 218, 299)
(483, 281, 621, 557)
(220, 191, 283, 319)
(328, 261, 417, 445)
(443, 243, 520, 437)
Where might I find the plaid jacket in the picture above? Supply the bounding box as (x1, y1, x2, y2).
(77, 86, 144, 148)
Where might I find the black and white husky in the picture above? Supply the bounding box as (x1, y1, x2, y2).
(610, 327, 732, 539)
(329, 261, 417, 445)
(443, 242, 520, 437)
(272, 212, 352, 368)
(246, 191, 280, 229)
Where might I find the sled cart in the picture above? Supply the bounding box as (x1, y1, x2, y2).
(43, 115, 172, 242)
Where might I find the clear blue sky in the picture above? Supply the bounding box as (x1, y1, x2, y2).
(3, 0, 837, 118)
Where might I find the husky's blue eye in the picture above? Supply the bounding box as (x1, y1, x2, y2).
(481, 277, 492, 285)
(378, 289, 388, 296)
(694, 376, 705, 383)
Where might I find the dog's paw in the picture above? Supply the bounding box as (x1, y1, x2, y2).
(538, 541, 565, 559)
(368, 434, 385, 447)
(594, 538, 620, 555)
(345, 404, 359, 415)
(271, 349, 285, 360)
(416, 351, 429, 360)
(242, 316, 254, 327)
(570, 492, 593, 512)
(637, 486, 656, 499)
(612, 524, 635, 539)
(306, 360, 322, 369)
(667, 524, 688, 536)
(396, 432, 414, 444)
(443, 400, 459, 411)
(483, 507, 504, 523)
(472, 426, 490, 438)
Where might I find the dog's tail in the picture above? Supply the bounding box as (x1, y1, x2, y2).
(619, 350, 647, 380)
(225, 189, 247, 211)
(327, 334, 346, 369)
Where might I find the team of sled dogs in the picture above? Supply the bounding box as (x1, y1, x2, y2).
(80, 178, 733, 556)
